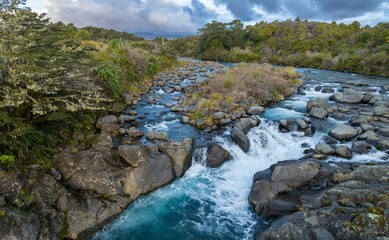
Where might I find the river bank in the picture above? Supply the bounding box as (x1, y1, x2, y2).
(1, 60, 388, 240)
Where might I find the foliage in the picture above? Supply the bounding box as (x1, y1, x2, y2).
(173, 19, 389, 76)
(0, 154, 15, 170)
(81, 26, 143, 42)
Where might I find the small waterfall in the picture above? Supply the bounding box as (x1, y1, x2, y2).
(93, 120, 325, 240)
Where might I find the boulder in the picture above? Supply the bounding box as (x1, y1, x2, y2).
(118, 145, 149, 168)
(231, 127, 250, 152)
(92, 132, 113, 149)
(315, 143, 335, 155)
(181, 116, 190, 124)
(309, 107, 328, 119)
(146, 131, 168, 141)
(158, 139, 194, 178)
(335, 145, 353, 159)
(247, 106, 264, 115)
(358, 130, 377, 140)
(235, 117, 260, 134)
(125, 127, 144, 138)
(306, 98, 330, 111)
(329, 124, 359, 141)
(352, 141, 371, 154)
(219, 118, 232, 126)
(96, 115, 119, 133)
(295, 118, 308, 130)
(206, 143, 230, 168)
(118, 115, 135, 123)
(213, 112, 225, 120)
(330, 92, 364, 103)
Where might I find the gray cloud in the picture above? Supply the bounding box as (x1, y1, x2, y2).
(39, 0, 388, 34)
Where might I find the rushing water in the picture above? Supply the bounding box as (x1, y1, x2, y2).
(94, 68, 389, 240)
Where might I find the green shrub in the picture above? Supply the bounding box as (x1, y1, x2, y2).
(0, 155, 15, 170)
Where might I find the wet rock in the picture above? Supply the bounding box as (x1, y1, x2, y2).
(158, 139, 194, 178)
(330, 92, 364, 103)
(372, 106, 389, 116)
(118, 145, 148, 168)
(329, 124, 359, 141)
(146, 131, 169, 141)
(279, 120, 296, 132)
(315, 143, 335, 155)
(306, 98, 330, 111)
(312, 154, 327, 160)
(96, 115, 119, 133)
(358, 130, 378, 140)
(231, 127, 250, 152)
(382, 84, 389, 91)
(321, 87, 334, 93)
(335, 145, 353, 159)
(296, 119, 308, 130)
(126, 127, 144, 138)
(352, 141, 371, 154)
(147, 96, 155, 104)
(247, 106, 264, 115)
(309, 107, 329, 119)
(171, 106, 184, 112)
(206, 143, 230, 168)
(314, 86, 322, 91)
(369, 96, 383, 105)
(165, 87, 175, 93)
(235, 117, 260, 134)
(118, 115, 135, 123)
(331, 111, 347, 120)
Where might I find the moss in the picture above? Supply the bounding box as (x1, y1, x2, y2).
(0, 210, 6, 216)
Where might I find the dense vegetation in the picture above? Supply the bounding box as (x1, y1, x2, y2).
(0, 0, 175, 169)
(172, 19, 389, 76)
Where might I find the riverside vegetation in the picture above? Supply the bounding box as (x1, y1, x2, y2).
(1, 0, 389, 239)
(172, 19, 389, 76)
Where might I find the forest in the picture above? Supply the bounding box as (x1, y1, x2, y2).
(0, 0, 175, 169)
(172, 19, 389, 76)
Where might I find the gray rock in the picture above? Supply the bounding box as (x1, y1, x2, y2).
(247, 106, 264, 115)
(372, 106, 389, 116)
(158, 139, 193, 178)
(235, 117, 260, 134)
(270, 161, 320, 188)
(329, 124, 359, 141)
(146, 131, 168, 141)
(360, 124, 375, 132)
(335, 145, 353, 159)
(378, 127, 389, 137)
(382, 84, 389, 91)
(206, 143, 230, 168)
(96, 115, 119, 133)
(181, 116, 190, 124)
(309, 107, 328, 119)
(315, 143, 335, 155)
(118, 114, 135, 123)
(92, 132, 113, 148)
(352, 141, 371, 154)
(321, 87, 334, 93)
(330, 91, 365, 103)
(358, 130, 377, 140)
(313, 153, 327, 160)
(369, 96, 383, 104)
(171, 106, 184, 112)
(50, 168, 62, 181)
(195, 77, 208, 84)
(296, 119, 308, 129)
(118, 145, 148, 168)
(219, 118, 232, 126)
(213, 112, 225, 120)
(231, 127, 250, 152)
(306, 98, 330, 111)
(126, 127, 144, 138)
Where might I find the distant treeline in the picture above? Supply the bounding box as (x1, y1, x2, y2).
(172, 19, 389, 76)
(80, 26, 144, 41)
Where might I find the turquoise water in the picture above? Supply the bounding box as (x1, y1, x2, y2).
(94, 68, 389, 240)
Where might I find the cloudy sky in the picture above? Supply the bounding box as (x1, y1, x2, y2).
(27, 0, 389, 34)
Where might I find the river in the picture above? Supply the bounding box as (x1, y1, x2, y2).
(93, 67, 389, 240)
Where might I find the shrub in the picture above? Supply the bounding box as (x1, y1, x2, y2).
(0, 155, 15, 170)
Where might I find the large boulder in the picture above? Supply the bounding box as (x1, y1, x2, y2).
(158, 138, 194, 178)
(96, 115, 119, 133)
(234, 117, 260, 134)
(330, 92, 364, 103)
(329, 124, 359, 141)
(206, 143, 230, 168)
(306, 98, 330, 111)
(231, 127, 250, 152)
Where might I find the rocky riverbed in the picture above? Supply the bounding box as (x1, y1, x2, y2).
(1, 60, 388, 240)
